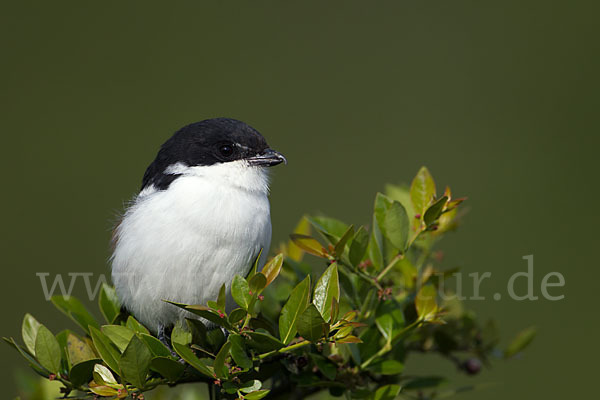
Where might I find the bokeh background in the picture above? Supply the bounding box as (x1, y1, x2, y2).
(1, 1, 598, 398)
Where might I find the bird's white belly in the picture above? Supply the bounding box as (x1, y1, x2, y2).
(111, 172, 271, 332)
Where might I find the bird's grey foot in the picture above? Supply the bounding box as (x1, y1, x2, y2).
(158, 324, 183, 362)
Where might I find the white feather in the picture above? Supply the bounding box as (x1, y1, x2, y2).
(111, 160, 272, 332)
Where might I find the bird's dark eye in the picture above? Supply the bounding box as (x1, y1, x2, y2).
(219, 144, 234, 157)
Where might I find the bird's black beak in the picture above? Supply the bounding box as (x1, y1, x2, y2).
(246, 148, 287, 167)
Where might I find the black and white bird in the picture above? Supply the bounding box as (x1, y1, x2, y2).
(110, 118, 286, 336)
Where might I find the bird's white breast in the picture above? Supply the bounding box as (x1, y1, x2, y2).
(111, 161, 272, 332)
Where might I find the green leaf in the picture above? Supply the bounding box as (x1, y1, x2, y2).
(289, 234, 328, 258)
(69, 359, 100, 387)
(139, 333, 172, 358)
(34, 325, 61, 374)
(279, 275, 311, 345)
(240, 379, 262, 393)
(349, 226, 369, 266)
(287, 217, 311, 262)
(410, 166, 436, 216)
(119, 335, 151, 389)
(366, 359, 404, 375)
(67, 333, 96, 365)
(51, 295, 99, 335)
(216, 283, 227, 311)
(246, 248, 263, 280)
(307, 216, 349, 244)
(22, 313, 42, 355)
(101, 325, 135, 353)
(372, 384, 401, 400)
(248, 273, 267, 295)
(126, 316, 150, 335)
(297, 304, 328, 342)
(229, 334, 253, 370)
(185, 306, 231, 329)
(89, 326, 121, 374)
(310, 354, 337, 380)
(424, 196, 448, 226)
(416, 285, 439, 321)
(93, 363, 118, 385)
(384, 201, 410, 251)
(232, 275, 252, 310)
(171, 321, 192, 346)
(262, 253, 284, 286)
(150, 356, 185, 382)
(186, 319, 209, 349)
(245, 331, 285, 353)
(403, 376, 447, 390)
(375, 300, 406, 343)
(504, 327, 536, 358)
(313, 262, 340, 322)
(334, 224, 355, 257)
(244, 390, 270, 400)
(98, 284, 120, 324)
(3, 337, 49, 377)
(172, 341, 214, 378)
(213, 341, 232, 379)
(228, 308, 248, 325)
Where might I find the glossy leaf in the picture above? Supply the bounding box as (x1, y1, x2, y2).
(229, 334, 253, 370)
(367, 359, 404, 375)
(245, 331, 285, 353)
(313, 262, 340, 322)
(375, 300, 406, 342)
(248, 273, 267, 295)
(89, 326, 121, 374)
(289, 234, 328, 258)
(51, 295, 99, 334)
(67, 333, 96, 365)
(126, 316, 149, 335)
(244, 390, 270, 400)
(216, 283, 227, 311)
(22, 313, 41, 355)
(246, 249, 263, 280)
(69, 359, 100, 387)
(287, 217, 311, 261)
(416, 285, 438, 321)
(240, 379, 262, 393)
(307, 216, 349, 244)
(334, 224, 355, 257)
(34, 325, 61, 374)
(93, 363, 118, 385)
(262, 253, 284, 286)
(228, 308, 248, 325)
(310, 353, 337, 380)
(232, 275, 252, 310)
(384, 201, 409, 251)
(150, 356, 185, 382)
(172, 341, 214, 378)
(424, 196, 448, 226)
(101, 325, 135, 353)
(98, 284, 120, 324)
(372, 384, 401, 400)
(297, 304, 328, 342)
(139, 333, 172, 358)
(504, 327, 536, 358)
(410, 166, 436, 216)
(279, 275, 311, 345)
(213, 341, 232, 379)
(349, 226, 369, 266)
(119, 335, 152, 389)
(171, 321, 192, 346)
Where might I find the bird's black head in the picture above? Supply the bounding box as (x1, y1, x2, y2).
(141, 118, 286, 191)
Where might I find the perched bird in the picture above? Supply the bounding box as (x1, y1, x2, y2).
(110, 118, 286, 337)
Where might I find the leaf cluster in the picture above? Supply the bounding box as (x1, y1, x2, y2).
(5, 167, 535, 400)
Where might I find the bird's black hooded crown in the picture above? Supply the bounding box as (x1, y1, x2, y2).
(141, 118, 270, 191)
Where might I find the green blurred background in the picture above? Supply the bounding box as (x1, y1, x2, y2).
(1, 1, 598, 398)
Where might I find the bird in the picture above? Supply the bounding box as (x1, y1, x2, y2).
(110, 118, 286, 339)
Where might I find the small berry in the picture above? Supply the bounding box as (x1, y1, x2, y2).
(48, 374, 56, 381)
(462, 358, 482, 375)
(258, 294, 264, 301)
